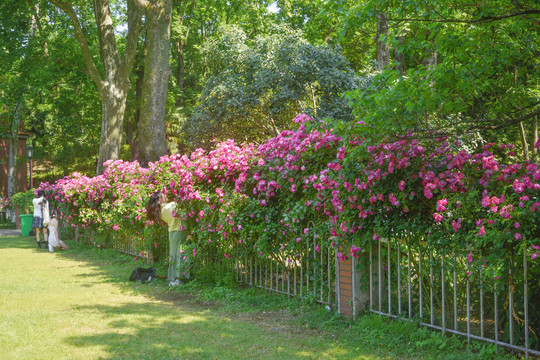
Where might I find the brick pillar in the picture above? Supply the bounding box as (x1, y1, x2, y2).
(337, 255, 354, 316)
(336, 250, 370, 318)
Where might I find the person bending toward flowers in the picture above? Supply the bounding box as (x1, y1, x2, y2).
(32, 190, 49, 248)
(146, 191, 191, 286)
(47, 210, 69, 252)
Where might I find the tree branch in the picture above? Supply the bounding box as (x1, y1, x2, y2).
(120, 0, 144, 79)
(418, 106, 540, 139)
(388, 9, 540, 24)
(133, 0, 152, 8)
(48, 0, 104, 96)
(93, 0, 121, 78)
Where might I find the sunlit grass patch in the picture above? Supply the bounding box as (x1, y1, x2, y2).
(0, 236, 520, 360)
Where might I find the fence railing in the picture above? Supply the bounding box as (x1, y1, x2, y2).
(83, 223, 539, 357)
(234, 236, 336, 306)
(232, 235, 539, 357)
(113, 233, 152, 262)
(67, 225, 153, 263)
(368, 237, 539, 358)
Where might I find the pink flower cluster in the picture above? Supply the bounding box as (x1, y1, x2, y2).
(38, 114, 539, 270)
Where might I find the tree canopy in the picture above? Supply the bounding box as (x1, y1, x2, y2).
(0, 0, 538, 189)
(184, 24, 361, 147)
(342, 0, 540, 158)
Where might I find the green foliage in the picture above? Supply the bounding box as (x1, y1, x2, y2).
(185, 24, 361, 148)
(7, 190, 35, 214)
(0, 1, 101, 180)
(342, 0, 540, 151)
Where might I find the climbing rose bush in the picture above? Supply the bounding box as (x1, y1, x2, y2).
(39, 115, 539, 279)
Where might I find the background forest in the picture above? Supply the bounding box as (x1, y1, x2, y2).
(1, 0, 539, 188)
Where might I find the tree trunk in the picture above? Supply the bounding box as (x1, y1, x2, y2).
(7, 106, 21, 198)
(392, 34, 406, 75)
(375, 13, 390, 70)
(518, 121, 530, 161)
(138, 0, 172, 167)
(175, 42, 185, 107)
(423, 47, 438, 68)
(174, 0, 194, 108)
(127, 64, 144, 161)
(97, 82, 129, 173)
(422, 32, 437, 85)
(49, 0, 143, 174)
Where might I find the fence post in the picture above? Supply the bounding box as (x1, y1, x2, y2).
(336, 248, 370, 318)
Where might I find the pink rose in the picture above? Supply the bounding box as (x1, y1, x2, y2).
(477, 226, 486, 236)
(433, 213, 443, 223)
(436, 199, 448, 212)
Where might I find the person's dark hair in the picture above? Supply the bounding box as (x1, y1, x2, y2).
(37, 190, 45, 198)
(146, 191, 163, 222)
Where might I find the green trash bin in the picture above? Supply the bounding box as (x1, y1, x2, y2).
(20, 214, 34, 237)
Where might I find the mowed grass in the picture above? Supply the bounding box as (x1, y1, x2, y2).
(0, 235, 389, 360)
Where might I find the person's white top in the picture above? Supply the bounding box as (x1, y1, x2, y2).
(47, 218, 60, 247)
(32, 196, 48, 217)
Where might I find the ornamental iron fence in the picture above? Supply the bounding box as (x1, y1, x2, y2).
(234, 235, 336, 306)
(113, 233, 152, 262)
(365, 237, 539, 358)
(82, 222, 539, 357)
(233, 235, 539, 358)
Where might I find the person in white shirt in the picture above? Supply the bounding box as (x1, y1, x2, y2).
(32, 190, 49, 249)
(47, 210, 69, 252)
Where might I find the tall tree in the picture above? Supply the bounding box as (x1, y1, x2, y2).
(48, 0, 144, 174)
(1, 1, 104, 185)
(172, 0, 195, 108)
(186, 25, 360, 148)
(137, 0, 172, 167)
(375, 12, 389, 70)
(1, 1, 40, 196)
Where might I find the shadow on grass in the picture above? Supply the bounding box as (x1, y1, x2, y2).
(53, 245, 374, 359)
(64, 302, 294, 360)
(0, 236, 392, 359)
(0, 235, 39, 249)
(64, 303, 212, 359)
(63, 301, 367, 360)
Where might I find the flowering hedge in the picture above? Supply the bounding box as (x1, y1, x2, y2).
(38, 115, 539, 278)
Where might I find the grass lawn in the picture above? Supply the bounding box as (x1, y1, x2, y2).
(0, 235, 518, 360)
(0, 221, 16, 230)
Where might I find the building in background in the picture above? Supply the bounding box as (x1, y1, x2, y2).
(0, 132, 30, 196)
(1, 131, 30, 226)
